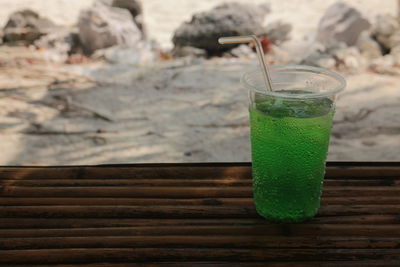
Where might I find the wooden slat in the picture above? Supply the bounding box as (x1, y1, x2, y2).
(325, 179, 400, 186)
(0, 166, 252, 180)
(0, 179, 252, 187)
(321, 187, 400, 197)
(321, 196, 400, 205)
(2, 186, 400, 198)
(2, 178, 400, 187)
(1, 225, 400, 238)
(0, 186, 252, 198)
(1, 215, 400, 230)
(0, 263, 315, 267)
(0, 205, 256, 218)
(1, 248, 400, 264)
(0, 197, 253, 206)
(0, 164, 399, 180)
(1, 204, 400, 219)
(2, 236, 400, 250)
(2, 196, 400, 206)
(7, 260, 399, 267)
(0, 163, 399, 265)
(325, 166, 400, 178)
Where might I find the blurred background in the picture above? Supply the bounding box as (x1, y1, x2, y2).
(0, 0, 399, 165)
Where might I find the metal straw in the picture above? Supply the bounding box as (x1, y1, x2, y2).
(218, 35, 273, 91)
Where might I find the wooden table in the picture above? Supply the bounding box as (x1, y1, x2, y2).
(0, 162, 400, 266)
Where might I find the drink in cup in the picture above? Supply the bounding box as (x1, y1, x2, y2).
(219, 36, 345, 222)
(242, 65, 345, 222)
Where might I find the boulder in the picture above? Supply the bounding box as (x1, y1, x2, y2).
(92, 43, 156, 65)
(2, 9, 56, 44)
(301, 42, 343, 69)
(356, 31, 382, 60)
(95, 0, 113, 6)
(112, 0, 142, 17)
(261, 21, 292, 45)
(267, 45, 292, 64)
(389, 45, 400, 65)
(301, 51, 336, 69)
(374, 15, 399, 37)
(172, 46, 207, 58)
(172, 2, 270, 54)
(112, 0, 145, 34)
(370, 55, 396, 74)
(388, 32, 400, 50)
(317, 2, 370, 46)
(78, 2, 142, 54)
(229, 44, 255, 59)
(34, 28, 81, 62)
(302, 42, 367, 72)
(331, 46, 367, 72)
(373, 15, 400, 51)
(96, 0, 145, 36)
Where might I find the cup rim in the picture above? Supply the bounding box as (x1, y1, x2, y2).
(241, 64, 346, 99)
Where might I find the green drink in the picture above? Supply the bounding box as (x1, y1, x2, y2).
(242, 65, 345, 223)
(250, 94, 334, 222)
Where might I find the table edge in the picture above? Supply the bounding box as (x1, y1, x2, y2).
(0, 162, 399, 168)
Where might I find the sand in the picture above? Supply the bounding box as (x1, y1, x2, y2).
(0, 0, 399, 164)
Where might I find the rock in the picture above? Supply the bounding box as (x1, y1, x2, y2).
(112, 0, 145, 35)
(317, 2, 370, 46)
(398, 0, 400, 19)
(95, 0, 113, 6)
(92, 43, 156, 65)
(229, 44, 255, 59)
(301, 51, 336, 69)
(34, 28, 81, 63)
(267, 45, 291, 64)
(96, 0, 145, 36)
(78, 2, 142, 54)
(374, 15, 399, 37)
(325, 41, 348, 54)
(172, 46, 207, 58)
(389, 45, 400, 65)
(388, 32, 400, 50)
(373, 15, 400, 51)
(301, 42, 344, 69)
(2, 9, 57, 44)
(261, 21, 292, 45)
(112, 0, 142, 17)
(172, 2, 270, 54)
(370, 55, 396, 74)
(302, 43, 367, 72)
(356, 31, 382, 60)
(332, 46, 367, 72)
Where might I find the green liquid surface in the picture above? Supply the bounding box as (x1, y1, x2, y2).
(249, 92, 334, 222)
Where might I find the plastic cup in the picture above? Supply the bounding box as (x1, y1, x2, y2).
(241, 65, 346, 223)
